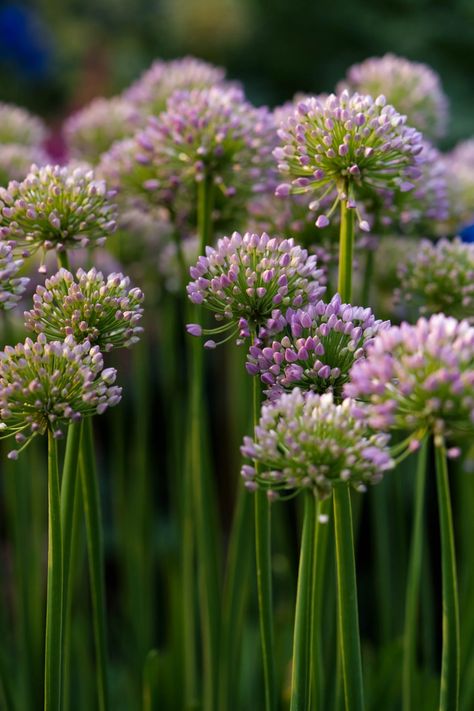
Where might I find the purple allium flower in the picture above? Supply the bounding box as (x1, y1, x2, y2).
(274, 90, 424, 231)
(0, 243, 29, 309)
(123, 56, 227, 116)
(0, 144, 48, 187)
(0, 101, 47, 147)
(247, 294, 389, 399)
(64, 97, 143, 164)
(0, 164, 118, 265)
(186, 231, 325, 346)
(345, 314, 474, 441)
(441, 139, 474, 234)
(240, 389, 394, 499)
(337, 54, 449, 141)
(0, 333, 121, 458)
(396, 238, 474, 321)
(24, 267, 144, 351)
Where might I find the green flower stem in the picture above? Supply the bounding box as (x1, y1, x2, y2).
(57, 251, 70, 270)
(45, 430, 63, 711)
(337, 197, 355, 302)
(402, 437, 429, 711)
(310, 497, 331, 708)
(290, 491, 317, 710)
(80, 417, 109, 711)
(333, 484, 364, 711)
(435, 440, 460, 711)
(252, 373, 276, 711)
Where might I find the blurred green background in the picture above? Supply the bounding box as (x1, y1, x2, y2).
(0, 0, 473, 144)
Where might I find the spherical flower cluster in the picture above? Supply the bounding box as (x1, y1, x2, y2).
(0, 164, 117, 263)
(0, 102, 47, 147)
(0, 243, 29, 310)
(345, 314, 474, 441)
(396, 238, 474, 321)
(0, 334, 121, 458)
(274, 90, 424, 231)
(246, 294, 389, 399)
(337, 54, 448, 141)
(0, 144, 48, 187)
(186, 231, 325, 346)
(64, 97, 142, 163)
(240, 389, 394, 499)
(441, 139, 474, 233)
(24, 267, 144, 351)
(123, 56, 227, 115)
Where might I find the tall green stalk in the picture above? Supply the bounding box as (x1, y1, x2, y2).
(435, 440, 460, 711)
(402, 437, 429, 711)
(44, 430, 63, 711)
(333, 484, 364, 711)
(338, 198, 355, 302)
(310, 497, 331, 708)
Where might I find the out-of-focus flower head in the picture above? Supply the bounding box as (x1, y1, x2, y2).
(0, 101, 47, 146)
(246, 294, 389, 400)
(186, 231, 325, 347)
(159, 235, 199, 294)
(275, 90, 424, 231)
(0, 333, 121, 459)
(0, 143, 48, 186)
(345, 314, 474, 443)
(0, 164, 117, 268)
(24, 267, 144, 351)
(396, 238, 474, 322)
(240, 389, 394, 499)
(0, 242, 29, 310)
(441, 139, 474, 234)
(337, 54, 449, 141)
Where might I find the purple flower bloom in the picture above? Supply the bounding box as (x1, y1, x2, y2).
(240, 389, 393, 499)
(345, 314, 474, 442)
(0, 242, 29, 309)
(0, 101, 47, 146)
(0, 143, 48, 187)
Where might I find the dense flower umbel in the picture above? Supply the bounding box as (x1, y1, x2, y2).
(186, 231, 325, 346)
(64, 97, 142, 163)
(0, 144, 48, 186)
(246, 294, 389, 399)
(345, 315, 474, 441)
(396, 238, 474, 321)
(240, 389, 394, 499)
(274, 90, 424, 231)
(337, 54, 448, 141)
(441, 139, 474, 233)
(0, 102, 47, 146)
(24, 268, 144, 351)
(123, 56, 227, 116)
(0, 243, 29, 310)
(0, 333, 121, 458)
(0, 164, 117, 264)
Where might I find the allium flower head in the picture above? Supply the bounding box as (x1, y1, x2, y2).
(64, 97, 142, 163)
(0, 102, 47, 146)
(0, 333, 121, 458)
(0, 164, 117, 265)
(0, 144, 48, 186)
(396, 238, 474, 321)
(246, 294, 389, 399)
(441, 139, 474, 233)
(0, 243, 29, 310)
(123, 56, 227, 115)
(240, 389, 394, 499)
(345, 314, 474, 441)
(274, 90, 424, 231)
(186, 231, 325, 347)
(24, 267, 144, 351)
(337, 54, 448, 141)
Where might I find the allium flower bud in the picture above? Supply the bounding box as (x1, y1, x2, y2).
(0, 333, 121, 458)
(337, 54, 449, 141)
(0, 164, 118, 264)
(396, 238, 474, 321)
(345, 314, 474, 441)
(186, 231, 325, 346)
(247, 294, 389, 399)
(0, 102, 47, 147)
(275, 90, 424, 231)
(240, 389, 394, 499)
(24, 267, 144, 351)
(0, 243, 29, 310)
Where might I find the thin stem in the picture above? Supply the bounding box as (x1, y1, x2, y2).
(310, 497, 331, 708)
(435, 440, 460, 711)
(337, 198, 355, 303)
(57, 251, 70, 270)
(333, 484, 364, 711)
(291, 491, 316, 710)
(44, 430, 63, 711)
(80, 417, 109, 711)
(403, 437, 429, 711)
